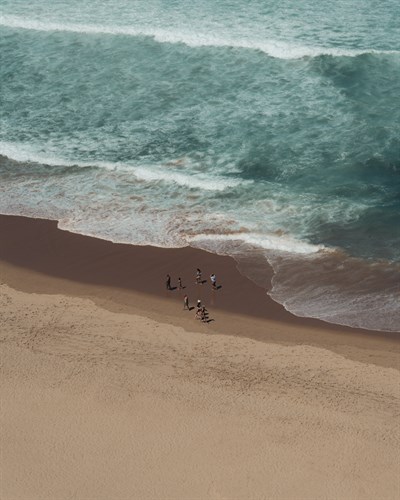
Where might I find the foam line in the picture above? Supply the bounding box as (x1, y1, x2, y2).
(0, 141, 244, 192)
(1, 15, 398, 60)
(131, 165, 245, 191)
(188, 232, 327, 255)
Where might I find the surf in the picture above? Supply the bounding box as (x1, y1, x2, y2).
(1, 0, 399, 333)
(1, 15, 398, 60)
(0, 142, 245, 193)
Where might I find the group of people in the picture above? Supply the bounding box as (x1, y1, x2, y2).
(166, 268, 218, 323)
(195, 268, 217, 289)
(194, 299, 208, 323)
(166, 268, 218, 291)
(165, 274, 185, 291)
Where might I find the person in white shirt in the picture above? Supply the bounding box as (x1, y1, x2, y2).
(210, 273, 217, 289)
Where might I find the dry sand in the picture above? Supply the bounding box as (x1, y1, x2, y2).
(1, 215, 399, 499)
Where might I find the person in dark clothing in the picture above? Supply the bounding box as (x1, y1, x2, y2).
(195, 268, 202, 284)
(166, 274, 172, 290)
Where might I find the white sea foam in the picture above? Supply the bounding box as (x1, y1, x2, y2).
(0, 141, 243, 191)
(188, 232, 327, 255)
(130, 165, 244, 191)
(56, 216, 187, 248)
(1, 15, 398, 60)
(0, 140, 88, 167)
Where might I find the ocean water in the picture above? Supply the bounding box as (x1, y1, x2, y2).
(1, 0, 399, 331)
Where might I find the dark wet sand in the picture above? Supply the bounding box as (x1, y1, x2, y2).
(0, 214, 398, 368)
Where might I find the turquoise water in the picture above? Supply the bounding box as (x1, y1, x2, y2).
(1, 0, 399, 331)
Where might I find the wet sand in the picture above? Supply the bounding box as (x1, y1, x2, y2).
(1, 214, 399, 499)
(0, 214, 398, 367)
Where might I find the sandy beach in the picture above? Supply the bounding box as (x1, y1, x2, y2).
(1, 214, 399, 499)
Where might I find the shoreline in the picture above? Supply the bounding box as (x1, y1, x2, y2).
(1, 213, 399, 499)
(0, 214, 398, 368)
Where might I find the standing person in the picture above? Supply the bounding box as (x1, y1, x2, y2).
(178, 277, 183, 289)
(195, 268, 202, 284)
(183, 295, 189, 310)
(197, 299, 202, 310)
(166, 274, 172, 290)
(210, 273, 217, 289)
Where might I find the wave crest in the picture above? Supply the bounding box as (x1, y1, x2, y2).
(0, 141, 243, 192)
(188, 232, 327, 255)
(2, 15, 398, 60)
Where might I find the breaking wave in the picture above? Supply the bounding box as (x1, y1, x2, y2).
(0, 142, 243, 192)
(1, 15, 398, 60)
